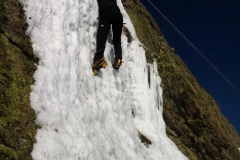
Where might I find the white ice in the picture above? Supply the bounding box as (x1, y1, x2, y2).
(19, 0, 188, 159)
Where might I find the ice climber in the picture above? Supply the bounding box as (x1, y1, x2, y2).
(92, 0, 123, 75)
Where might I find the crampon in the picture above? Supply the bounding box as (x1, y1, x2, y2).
(112, 58, 122, 70)
(92, 58, 108, 75)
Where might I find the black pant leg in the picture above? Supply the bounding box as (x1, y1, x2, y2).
(95, 20, 111, 61)
(112, 12, 123, 59)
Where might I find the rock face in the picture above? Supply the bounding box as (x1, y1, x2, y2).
(122, 0, 240, 159)
(0, 0, 37, 159)
(1, 0, 240, 159)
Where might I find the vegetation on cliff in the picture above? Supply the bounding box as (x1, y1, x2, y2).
(0, 0, 37, 159)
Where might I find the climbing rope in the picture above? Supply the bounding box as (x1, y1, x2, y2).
(147, 0, 240, 95)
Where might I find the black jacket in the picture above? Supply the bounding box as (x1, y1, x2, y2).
(97, 0, 119, 14)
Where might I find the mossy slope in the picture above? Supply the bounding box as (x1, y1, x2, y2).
(0, 0, 37, 159)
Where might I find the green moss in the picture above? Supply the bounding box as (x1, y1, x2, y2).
(0, 1, 37, 159)
(0, 144, 19, 159)
(0, 32, 37, 159)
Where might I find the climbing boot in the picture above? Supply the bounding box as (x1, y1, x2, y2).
(112, 58, 122, 70)
(92, 57, 108, 75)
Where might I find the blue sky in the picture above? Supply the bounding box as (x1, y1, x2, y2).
(140, 0, 240, 134)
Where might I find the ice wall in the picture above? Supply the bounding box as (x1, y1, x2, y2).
(19, 0, 188, 159)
